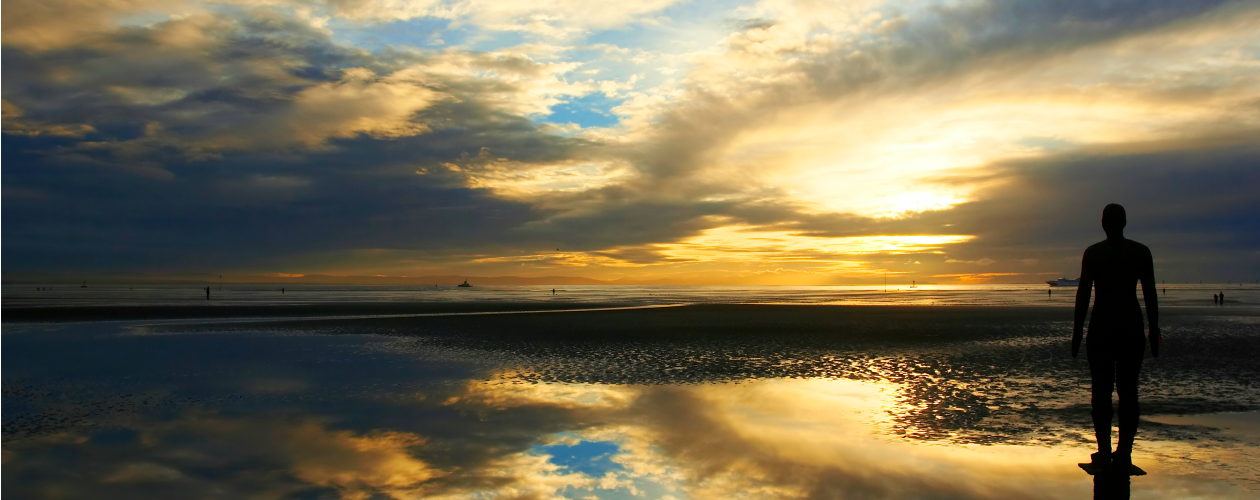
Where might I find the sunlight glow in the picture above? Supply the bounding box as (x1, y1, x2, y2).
(651, 226, 973, 264)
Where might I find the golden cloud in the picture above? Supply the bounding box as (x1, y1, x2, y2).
(287, 67, 438, 146)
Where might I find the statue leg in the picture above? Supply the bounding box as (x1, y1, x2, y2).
(1087, 337, 1116, 456)
(1115, 341, 1145, 462)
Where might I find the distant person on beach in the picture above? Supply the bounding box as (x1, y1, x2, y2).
(1072, 204, 1160, 472)
(206, 287, 210, 300)
(1220, 291, 1225, 304)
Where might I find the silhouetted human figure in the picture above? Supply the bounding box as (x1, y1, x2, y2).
(1219, 291, 1225, 304)
(1049, 289, 1052, 297)
(1072, 204, 1159, 472)
(206, 286, 210, 300)
(1213, 294, 1218, 304)
(282, 288, 285, 294)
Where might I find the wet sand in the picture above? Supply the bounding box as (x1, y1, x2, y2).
(1, 301, 631, 322)
(4, 303, 1259, 498)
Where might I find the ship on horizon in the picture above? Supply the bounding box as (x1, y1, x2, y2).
(1046, 277, 1080, 287)
(458, 279, 472, 287)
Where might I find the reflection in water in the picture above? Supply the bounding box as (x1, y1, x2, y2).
(459, 375, 1101, 499)
(457, 375, 1205, 500)
(4, 375, 1254, 499)
(9, 374, 1245, 499)
(4, 308, 1259, 499)
(3, 414, 441, 499)
(1095, 475, 1131, 500)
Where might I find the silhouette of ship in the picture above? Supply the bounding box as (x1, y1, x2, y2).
(1046, 278, 1081, 287)
(458, 279, 472, 287)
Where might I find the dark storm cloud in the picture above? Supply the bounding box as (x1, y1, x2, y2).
(1, 121, 576, 272)
(910, 145, 1260, 280)
(1, 6, 593, 274)
(3, 11, 375, 137)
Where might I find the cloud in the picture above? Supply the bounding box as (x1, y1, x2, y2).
(2, 7, 601, 156)
(498, 0, 1257, 278)
(2, 100, 97, 137)
(918, 143, 1260, 280)
(3, 0, 1258, 281)
(285, 67, 438, 145)
(946, 258, 996, 266)
(1, 0, 189, 50)
(505, 0, 1257, 229)
(931, 272, 1025, 282)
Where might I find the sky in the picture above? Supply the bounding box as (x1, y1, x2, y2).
(3, 0, 1259, 284)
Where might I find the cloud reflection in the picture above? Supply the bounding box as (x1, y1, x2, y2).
(450, 375, 1250, 500)
(6, 376, 1253, 500)
(4, 414, 441, 499)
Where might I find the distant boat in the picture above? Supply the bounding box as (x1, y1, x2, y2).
(1046, 278, 1080, 287)
(458, 279, 472, 288)
(909, 280, 918, 289)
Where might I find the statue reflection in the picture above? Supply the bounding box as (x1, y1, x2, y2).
(1092, 473, 1132, 500)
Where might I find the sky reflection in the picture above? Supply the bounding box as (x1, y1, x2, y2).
(4, 308, 1258, 499)
(9, 375, 1250, 499)
(452, 376, 1254, 500)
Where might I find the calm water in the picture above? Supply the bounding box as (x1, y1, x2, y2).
(4, 288, 1259, 499)
(5, 283, 1259, 309)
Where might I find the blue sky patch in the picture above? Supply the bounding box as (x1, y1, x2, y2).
(330, 17, 455, 51)
(543, 94, 624, 129)
(539, 438, 625, 476)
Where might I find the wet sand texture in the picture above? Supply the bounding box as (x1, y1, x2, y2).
(124, 304, 1260, 444)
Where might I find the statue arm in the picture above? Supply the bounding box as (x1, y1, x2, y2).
(1072, 251, 1093, 358)
(1140, 246, 1160, 357)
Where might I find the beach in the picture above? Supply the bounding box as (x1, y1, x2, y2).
(4, 289, 1259, 499)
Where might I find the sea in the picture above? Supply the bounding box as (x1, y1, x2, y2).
(5, 282, 1257, 308)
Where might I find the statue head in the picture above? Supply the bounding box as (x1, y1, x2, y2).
(1102, 203, 1126, 237)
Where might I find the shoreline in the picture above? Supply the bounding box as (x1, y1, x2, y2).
(1, 301, 635, 323)
(4, 301, 1257, 324)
